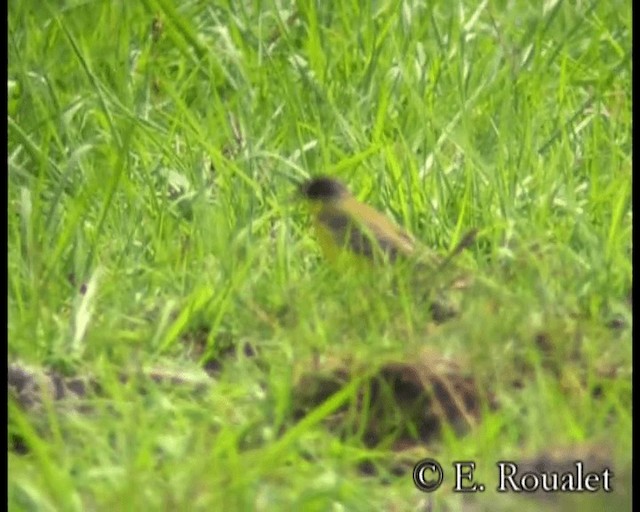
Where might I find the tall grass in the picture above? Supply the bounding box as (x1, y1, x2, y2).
(9, 1, 631, 510)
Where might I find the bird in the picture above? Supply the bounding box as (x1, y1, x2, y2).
(297, 176, 476, 321)
(298, 176, 426, 266)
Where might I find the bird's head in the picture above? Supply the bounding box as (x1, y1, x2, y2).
(298, 176, 350, 202)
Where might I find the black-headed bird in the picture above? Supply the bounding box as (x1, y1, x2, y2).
(297, 176, 476, 320)
(298, 176, 454, 267)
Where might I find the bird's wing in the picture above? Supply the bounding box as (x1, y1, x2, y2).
(319, 200, 416, 261)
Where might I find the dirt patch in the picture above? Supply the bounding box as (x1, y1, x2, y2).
(292, 348, 494, 452)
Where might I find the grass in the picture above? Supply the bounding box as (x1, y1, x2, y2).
(8, 1, 631, 511)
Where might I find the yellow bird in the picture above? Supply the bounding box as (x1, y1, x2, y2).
(298, 176, 431, 266)
(297, 176, 476, 319)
